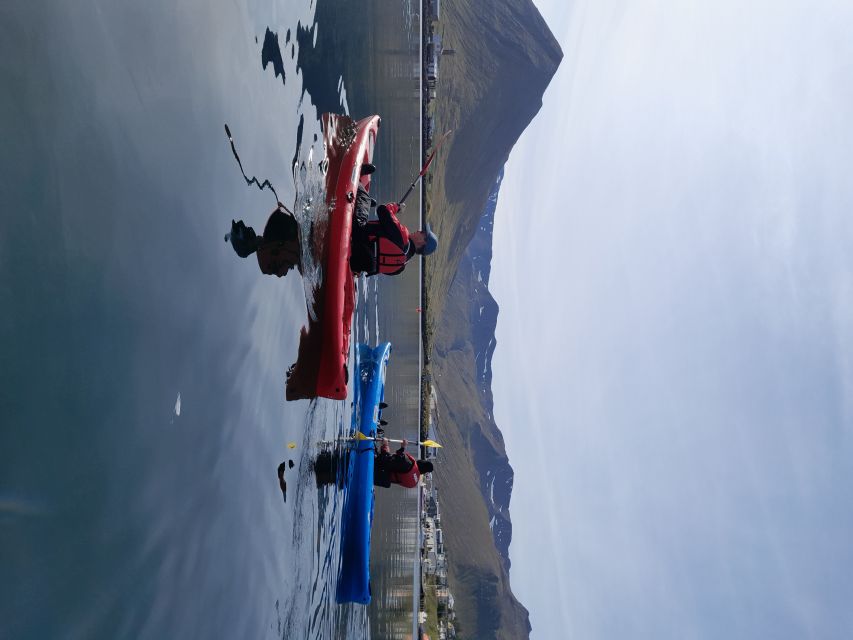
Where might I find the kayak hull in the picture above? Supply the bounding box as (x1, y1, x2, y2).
(318, 114, 380, 399)
(336, 341, 392, 605)
(285, 114, 380, 401)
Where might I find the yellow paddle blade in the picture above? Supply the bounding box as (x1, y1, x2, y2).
(354, 431, 372, 441)
(421, 439, 442, 449)
(287, 442, 297, 449)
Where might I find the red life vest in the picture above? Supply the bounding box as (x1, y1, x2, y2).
(390, 453, 421, 488)
(367, 203, 411, 275)
(374, 237, 408, 273)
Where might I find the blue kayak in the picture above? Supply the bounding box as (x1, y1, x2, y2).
(335, 341, 392, 605)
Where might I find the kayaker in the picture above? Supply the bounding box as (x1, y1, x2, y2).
(374, 439, 434, 488)
(350, 185, 439, 276)
(226, 204, 300, 276)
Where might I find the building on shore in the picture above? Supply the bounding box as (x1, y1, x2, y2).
(418, 468, 458, 636)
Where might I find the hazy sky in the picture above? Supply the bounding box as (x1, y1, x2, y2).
(491, 1, 853, 638)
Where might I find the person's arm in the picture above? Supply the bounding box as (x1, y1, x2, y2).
(376, 204, 409, 248)
(396, 438, 408, 455)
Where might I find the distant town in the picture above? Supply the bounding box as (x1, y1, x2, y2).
(422, 0, 454, 151)
(419, 458, 458, 639)
(413, 379, 459, 639)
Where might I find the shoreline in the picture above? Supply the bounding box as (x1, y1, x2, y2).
(415, 2, 460, 638)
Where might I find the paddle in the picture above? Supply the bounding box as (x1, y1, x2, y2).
(397, 130, 453, 206)
(352, 431, 443, 449)
(318, 432, 443, 449)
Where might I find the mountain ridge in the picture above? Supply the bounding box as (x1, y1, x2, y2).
(426, 0, 562, 635)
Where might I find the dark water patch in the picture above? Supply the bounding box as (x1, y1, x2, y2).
(261, 27, 286, 85)
(277, 462, 288, 503)
(294, 20, 348, 114)
(275, 599, 282, 637)
(291, 113, 304, 177)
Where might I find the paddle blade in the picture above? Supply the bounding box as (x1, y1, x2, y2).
(287, 442, 297, 449)
(421, 439, 443, 449)
(354, 431, 372, 441)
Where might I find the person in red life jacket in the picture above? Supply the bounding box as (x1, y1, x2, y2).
(226, 204, 300, 276)
(350, 185, 439, 276)
(374, 439, 434, 488)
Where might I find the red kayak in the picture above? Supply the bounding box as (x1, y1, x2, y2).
(286, 114, 380, 401)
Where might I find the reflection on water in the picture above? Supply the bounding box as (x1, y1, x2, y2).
(371, 501, 421, 638)
(280, 400, 362, 638)
(262, 28, 289, 87)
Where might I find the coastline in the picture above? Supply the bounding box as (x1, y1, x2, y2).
(416, 2, 459, 638)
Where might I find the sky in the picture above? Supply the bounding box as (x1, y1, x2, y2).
(491, 1, 853, 638)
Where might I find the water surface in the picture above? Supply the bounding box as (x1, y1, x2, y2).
(1, 0, 422, 638)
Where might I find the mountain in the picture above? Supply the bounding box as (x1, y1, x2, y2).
(444, 169, 517, 570)
(425, 0, 563, 637)
(426, 0, 563, 317)
(464, 170, 515, 570)
(430, 172, 530, 639)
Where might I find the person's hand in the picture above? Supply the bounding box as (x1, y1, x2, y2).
(401, 439, 408, 448)
(382, 438, 390, 447)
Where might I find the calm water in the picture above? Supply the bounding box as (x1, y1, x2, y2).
(0, 0, 422, 638)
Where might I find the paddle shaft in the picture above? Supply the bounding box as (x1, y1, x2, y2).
(397, 130, 452, 205)
(397, 179, 420, 207)
(357, 435, 442, 449)
(320, 435, 442, 448)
